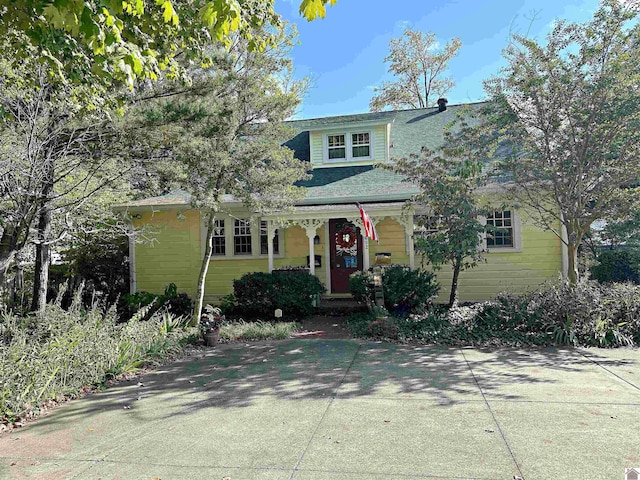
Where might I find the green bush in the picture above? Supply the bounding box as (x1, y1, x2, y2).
(348, 271, 374, 305)
(382, 265, 439, 315)
(591, 249, 640, 284)
(233, 271, 325, 318)
(122, 283, 193, 320)
(0, 293, 195, 422)
(348, 265, 439, 315)
(344, 280, 640, 347)
(524, 279, 640, 347)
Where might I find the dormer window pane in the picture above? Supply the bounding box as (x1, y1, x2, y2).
(352, 132, 370, 158)
(328, 134, 346, 159)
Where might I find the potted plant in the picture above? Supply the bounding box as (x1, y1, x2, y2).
(200, 305, 224, 346)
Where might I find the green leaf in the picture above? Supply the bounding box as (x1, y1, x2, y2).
(42, 5, 66, 29)
(299, 0, 326, 21)
(161, 0, 178, 25)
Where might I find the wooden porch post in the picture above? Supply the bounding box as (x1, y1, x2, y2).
(299, 219, 324, 276)
(362, 234, 370, 271)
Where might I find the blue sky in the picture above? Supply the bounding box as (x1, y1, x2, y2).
(275, 0, 601, 119)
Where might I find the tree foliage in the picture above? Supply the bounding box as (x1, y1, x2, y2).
(132, 25, 308, 321)
(0, 0, 336, 99)
(388, 134, 487, 306)
(370, 29, 462, 111)
(0, 53, 135, 311)
(462, 0, 640, 285)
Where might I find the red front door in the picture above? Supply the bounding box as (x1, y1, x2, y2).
(329, 218, 363, 293)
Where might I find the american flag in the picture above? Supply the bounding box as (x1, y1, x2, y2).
(358, 203, 379, 243)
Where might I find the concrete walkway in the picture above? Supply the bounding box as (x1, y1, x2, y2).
(1, 340, 639, 479)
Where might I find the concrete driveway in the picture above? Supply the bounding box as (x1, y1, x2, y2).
(1, 339, 639, 479)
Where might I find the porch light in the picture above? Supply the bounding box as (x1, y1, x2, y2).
(275, 309, 283, 318)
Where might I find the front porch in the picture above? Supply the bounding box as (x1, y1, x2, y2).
(262, 202, 415, 295)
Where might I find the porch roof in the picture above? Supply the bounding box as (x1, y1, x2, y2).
(296, 165, 419, 204)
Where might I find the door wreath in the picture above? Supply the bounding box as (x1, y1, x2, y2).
(335, 225, 357, 256)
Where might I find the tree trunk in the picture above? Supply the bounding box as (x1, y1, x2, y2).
(0, 250, 16, 288)
(449, 262, 461, 307)
(31, 201, 53, 312)
(0, 226, 20, 286)
(567, 242, 579, 286)
(193, 211, 215, 326)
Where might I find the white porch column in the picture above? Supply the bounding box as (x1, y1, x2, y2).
(298, 219, 324, 276)
(347, 215, 384, 271)
(395, 214, 415, 270)
(362, 234, 370, 271)
(266, 220, 276, 273)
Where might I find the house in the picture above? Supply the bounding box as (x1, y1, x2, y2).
(121, 103, 567, 304)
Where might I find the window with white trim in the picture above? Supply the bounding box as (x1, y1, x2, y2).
(351, 132, 370, 158)
(260, 221, 279, 255)
(234, 219, 252, 255)
(325, 131, 372, 162)
(212, 219, 225, 256)
(327, 134, 346, 160)
(486, 210, 514, 247)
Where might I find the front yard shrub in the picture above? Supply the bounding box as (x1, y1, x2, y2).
(382, 265, 439, 315)
(233, 271, 325, 318)
(348, 265, 439, 315)
(345, 280, 640, 347)
(590, 249, 640, 284)
(122, 283, 193, 320)
(0, 295, 195, 423)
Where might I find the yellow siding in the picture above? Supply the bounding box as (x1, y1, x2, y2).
(133, 208, 563, 305)
(417, 211, 563, 303)
(368, 217, 409, 265)
(134, 209, 201, 297)
(135, 212, 328, 304)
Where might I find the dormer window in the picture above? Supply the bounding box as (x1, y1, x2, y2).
(352, 133, 370, 158)
(324, 130, 373, 163)
(328, 134, 346, 159)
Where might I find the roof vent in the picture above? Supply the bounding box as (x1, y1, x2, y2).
(437, 98, 448, 112)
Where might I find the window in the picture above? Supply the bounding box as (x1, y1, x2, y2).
(325, 131, 372, 162)
(234, 219, 252, 255)
(414, 215, 443, 238)
(260, 221, 279, 255)
(352, 132, 370, 158)
(327, 134, 346, 160)
(212, 219, 225, 255)
(486, 210, 514, 247)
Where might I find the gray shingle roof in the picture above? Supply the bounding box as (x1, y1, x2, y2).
(287, 110, 397, 130)
(119, 103, 486, 209)
(296, 165, 419, 205)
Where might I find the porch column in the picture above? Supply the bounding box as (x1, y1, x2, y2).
(299, 219, 324, 276)
(396, 214, 415, 270)
(347, 215, 384, 271)
(405, 221, 415, 270)
(266, 220, 276, 273)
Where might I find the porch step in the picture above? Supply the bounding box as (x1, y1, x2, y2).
(317, 297, 366, 316)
